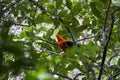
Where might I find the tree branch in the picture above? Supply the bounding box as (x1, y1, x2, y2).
(97, 0, 114, 79)
(59, 18, 76, 45)
(29, 0, 45, 12)
(73, 73, 84, 80)
(76, 35, 98, 42)
(108, 71, 120, 80)
(107, 53, 117, 65)
(0, 0, 22, 17)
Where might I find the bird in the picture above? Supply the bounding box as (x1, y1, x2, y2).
(56, 34, 73, 51)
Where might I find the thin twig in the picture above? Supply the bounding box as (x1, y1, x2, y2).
(31, 6, 37, 26)
(73, 73, 84, 80)
(107, 53, 117, 65)
(44, 50, 59, 54)
(29, 0, 45, 12)
(98, 7, 120, 80)
(14, 23, 28, 26)
(0, 0, 22, 17)
(108, 71, 120, 80)
(76, 35, 98, 42)
(112, 7, 120, 14)
(97, 0, 113, 79)
(91, 62, 120, 71)
(38, 38, 57, 46)
(59, 18, 76, 45)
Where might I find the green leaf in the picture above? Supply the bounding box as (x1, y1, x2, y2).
(66, 61, 80, 70)
(3, 42, 24, 57)
(3, 20, 13, 28)
(44, 29, 52, 39)
(59, 10, 72, 23)
(100, 0, 108, 4)
(66, 45, 77, 57)
(46, 3, 56, 15)
(72, 2, 82, 15)
(79, 41, 100, 58)
(53, 16, 60, 27)
(24, 26, 32, 32)
(25, 68, 53, 80)
(79, 24, 89, 32)
(19, 31, 26, 38)
(35, 13, 52, 24)
(66, 0, 72, 10)
(53, 28, 59, 36)
(56, 0, 63, 8)
(13, 58, 36, 68)
(90, 2, 102, 18)
(72, 17, 79, 27)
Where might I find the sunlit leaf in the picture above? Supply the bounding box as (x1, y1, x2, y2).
(112, 0, 120, 6)
(35, 13, 52, 24)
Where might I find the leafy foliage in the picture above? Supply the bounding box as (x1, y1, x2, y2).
(0, 0, 120, 80)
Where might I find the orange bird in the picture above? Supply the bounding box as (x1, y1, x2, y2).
(56, 34, 73, 51)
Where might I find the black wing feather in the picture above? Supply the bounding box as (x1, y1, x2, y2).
(62, 41, 73, 47)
